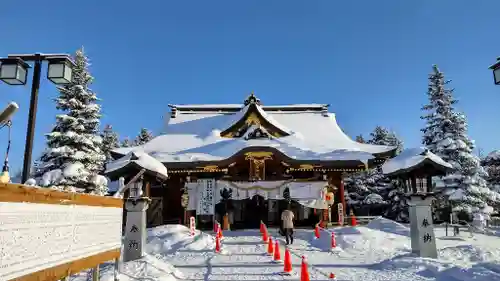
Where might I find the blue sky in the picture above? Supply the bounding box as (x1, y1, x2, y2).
(1, 0, 500, 172)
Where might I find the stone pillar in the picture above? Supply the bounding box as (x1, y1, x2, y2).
(123, 197, 151, 262)
(409, 194, 437, 258)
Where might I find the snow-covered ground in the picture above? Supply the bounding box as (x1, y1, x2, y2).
(73, 218, 500, 281)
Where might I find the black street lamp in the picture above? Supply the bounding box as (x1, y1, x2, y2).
(488, 57, 500, 85)
(0, 53, 75, 184)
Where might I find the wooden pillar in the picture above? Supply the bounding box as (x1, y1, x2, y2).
(321, 208, 329, 228)
(426, 175, 433, 193)
(411, 175, 417, 194)
(142, 177, 151, 198)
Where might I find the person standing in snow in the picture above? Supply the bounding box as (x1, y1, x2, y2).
(281, 207, 295, 245)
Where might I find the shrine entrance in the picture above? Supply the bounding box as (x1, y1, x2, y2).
(243, 195, 268, 229)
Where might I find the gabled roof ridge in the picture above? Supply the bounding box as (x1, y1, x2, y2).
(220, 103, 293, 137)
(168, 103, 330, 112)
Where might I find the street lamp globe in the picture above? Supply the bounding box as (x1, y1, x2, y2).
(488, 57, 500, 85)
(0, 58, 29, 85)
(47, 57, 74, 85)
(494, 67, 500, 85)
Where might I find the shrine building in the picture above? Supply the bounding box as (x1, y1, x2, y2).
(107, 93, 397, 229)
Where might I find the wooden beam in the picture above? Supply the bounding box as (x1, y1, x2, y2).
(0, 183, 123, 207)
(11, 249, 120, 281)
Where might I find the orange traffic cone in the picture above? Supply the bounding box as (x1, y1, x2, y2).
(300, 256, 310, 281)
(314, 224, 320, 239)
(350, 210, 357, 226)
(267, 237, 274, 255)
(351, 215, 357, 226)
(214, 221, 219, 233)
(215, 236, 221, 253)
(283, 248, 293, 274)
(218, 227, 223, 239)
(263, 227, 268, 242)
(273, 240, 281, 262)
(329, 272, 336, 279)
(331, 232, 337, 249)
(260, 221, 264, 234)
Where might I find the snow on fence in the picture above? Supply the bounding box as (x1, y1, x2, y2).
(0, 183, 123, 281)
(328, 216, 377, 226)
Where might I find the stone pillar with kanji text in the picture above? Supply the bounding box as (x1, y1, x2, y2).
(409, 194, 437, 258)
(123, 181, 151, 262)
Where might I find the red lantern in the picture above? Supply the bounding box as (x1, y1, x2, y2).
(325, 192, 335, 205)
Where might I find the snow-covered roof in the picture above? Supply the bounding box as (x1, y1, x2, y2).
(114, 98, 396, 164)
(382, 147, 453, 176)
(485, 150, 500, 162)
(105, 151, 168, 180)
(169, 103, 328, 111)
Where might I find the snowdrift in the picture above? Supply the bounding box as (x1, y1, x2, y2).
(147, 224, 215, 255)
(72, 220, 500, 281)
(72, 224, 214, 281)
(365, 216, 410, 236)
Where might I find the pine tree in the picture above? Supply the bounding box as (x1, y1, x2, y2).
(345, 126, 405, 218)
(134, 128, 154, 145)
(345, 168, 389, 208)
(355, 134, 365, 143)
(121, 137, 132, 147)
(367, 127, 408, 221)
(36, 47, 107, 194)
(101, 124, 120, 165)
(368, 126, 404, 154)
(482, 150, 500, 193)
(421, 65, 499, 216)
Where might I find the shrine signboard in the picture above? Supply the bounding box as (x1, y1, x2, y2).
(190, 216, 196, 236)
(337, 203, 344, 226)
(0, 183, 123, 281)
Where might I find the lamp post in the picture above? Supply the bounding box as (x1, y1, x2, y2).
(488, 57, 500, 85)
(0, 53, 74, 183)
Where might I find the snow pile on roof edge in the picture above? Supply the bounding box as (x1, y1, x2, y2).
(105, 151, 168, 179)
(382, 147, 452, 176)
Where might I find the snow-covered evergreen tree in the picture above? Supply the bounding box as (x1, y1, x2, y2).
(383, 178, 409, 222)
(101, 124, 120, 165)
(482, 150, 500, 193)
(345, 167, 389, 208)
(345, 126, 405, 218)
(35, 47, 107, 194)
(421, 65, 499, 216)
(121, 137, 132, 147)
(355, 134, 365, 143)
(134, 128, 154, 145)
(366, 127, 409, 221)
(344, 126, 408, 220)
(368, 126, 404, 154)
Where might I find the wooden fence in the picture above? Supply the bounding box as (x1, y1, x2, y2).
(0, 183, 124, 281)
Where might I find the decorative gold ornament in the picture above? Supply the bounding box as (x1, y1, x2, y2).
(245, 112, 261, 126)
(198, 165, 219, 171)
(244, 151, 273, 160)
(298, 164, 322, 170)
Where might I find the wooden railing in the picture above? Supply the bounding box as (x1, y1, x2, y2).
(0, 183, 124, 281)
(327, 215, 378, 226)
